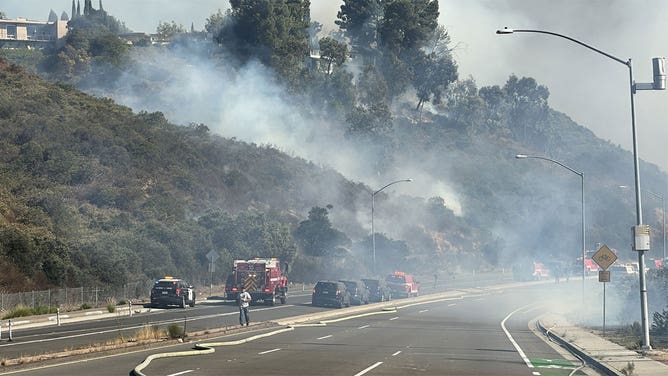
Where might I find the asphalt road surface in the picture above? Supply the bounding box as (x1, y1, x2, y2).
(0, 279, 597, 376)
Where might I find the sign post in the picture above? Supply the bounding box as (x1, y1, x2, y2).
(592, 245, 617, 335)
(206, 250, 220, 297)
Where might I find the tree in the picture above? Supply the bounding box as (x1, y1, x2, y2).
(0, 11, 7, 19)
(503, 75, 550, 143)
(48, 9, 59, 22)
(378, 0, 439, 56)
(156, 21, 185, 40)
(478, 85, 510, 133)
(293, 206, 351, 257)
(61, 11, 70, 21)
(336, 0, 382, 62)
(318, 37, 348, 74)
(367, 233, 409, 274)
(204, 9, 228, 38)
(224, 0, 311, 86)
(444, 78, 485, 130)
(413, 51, 458, 111)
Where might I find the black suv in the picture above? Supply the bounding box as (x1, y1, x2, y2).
(362, 278, 391, 302)
(339, 280, 369, 305)
(312, 281, 350, 308)
(150, 277, 196, 308)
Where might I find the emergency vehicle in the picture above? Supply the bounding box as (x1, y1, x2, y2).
(225, 258, 288, 305)
(150, 276, 196, 308)
(385, 271, 420, 298)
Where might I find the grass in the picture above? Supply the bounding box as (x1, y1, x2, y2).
(133, 324, 166, 341)
(1, 305, 58, 319)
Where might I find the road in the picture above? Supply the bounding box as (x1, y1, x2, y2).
(0, 273, 507, 361)
(0, 277, 597, 376)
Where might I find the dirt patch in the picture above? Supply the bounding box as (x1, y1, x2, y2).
(591, 328, 668, 366)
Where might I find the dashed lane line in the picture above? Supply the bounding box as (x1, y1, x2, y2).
(132, 293, 484, 375)
(166, 370, 194, 376)
(353, 361, 383, 376)
(258, 348, 281, 355)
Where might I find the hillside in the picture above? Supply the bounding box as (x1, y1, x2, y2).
(0, 58, 366, 289)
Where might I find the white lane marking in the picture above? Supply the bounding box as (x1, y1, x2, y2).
(354, 361, 383, 376)
(258, 348, 281, 355)
(448, 303, 456, 307)
(532, 372, 540, 375)
(418, 309, 429, 313)
(317, 335, 332, 340)
(167, 371, 194, 376)
(391, 350, 401, 356)
(389, 317, 399, 321)
(358, 325, 370, 329)
(501, 305, 534, 368)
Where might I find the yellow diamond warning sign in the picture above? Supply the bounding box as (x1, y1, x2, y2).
(592, 245, 617, 271)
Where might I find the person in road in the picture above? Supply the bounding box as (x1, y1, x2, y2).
(238, 287, 252, 326)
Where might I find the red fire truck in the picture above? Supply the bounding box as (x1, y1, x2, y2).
(225, 258, 288, 305)
(385, 271, 420, 298)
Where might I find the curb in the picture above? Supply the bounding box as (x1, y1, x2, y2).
(536, 319, 623, 376)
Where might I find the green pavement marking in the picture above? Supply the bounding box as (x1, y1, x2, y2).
(530, 358, 577, 369)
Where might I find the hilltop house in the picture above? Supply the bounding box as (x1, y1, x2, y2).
(0, 17, 68, 49)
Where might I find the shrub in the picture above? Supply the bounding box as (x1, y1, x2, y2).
(651, 307, 668, 335)
(167, 323, 184, 339)
(80, 303, 92, 310)
(106, 302, 116, 313)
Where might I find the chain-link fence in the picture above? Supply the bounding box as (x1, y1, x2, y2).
(0, 279, 155, 312)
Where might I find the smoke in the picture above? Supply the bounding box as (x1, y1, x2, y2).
(440, 0, 668, 173)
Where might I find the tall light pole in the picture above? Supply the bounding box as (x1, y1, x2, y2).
(499, 27, 665, 349)
(620, 185, 666, 262)
(515, 154, 585, 303)
(372, 179, 413, 275)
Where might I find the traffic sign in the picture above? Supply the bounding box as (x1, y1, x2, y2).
(599, 270, 611, 282)
(592, 245, 617, 270)
(206, 250, 220, 263)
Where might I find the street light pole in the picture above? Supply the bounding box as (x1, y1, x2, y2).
(371, 179, 413, 275)
(515, 154, 585, 304)
(499, 27, 665, 349)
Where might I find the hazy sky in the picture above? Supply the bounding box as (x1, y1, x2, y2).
(3, 0, 667, 174)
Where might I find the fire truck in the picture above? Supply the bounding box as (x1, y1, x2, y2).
(385, 271, 420, 298)
(225, 258, 288, 305)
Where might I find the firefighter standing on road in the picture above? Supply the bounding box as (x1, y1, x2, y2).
(239, 287, 252, 326)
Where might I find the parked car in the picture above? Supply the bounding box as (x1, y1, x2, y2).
(312, 281, 350, 308)
(362, 278, 391, 302)
(150, 276, 196, 308)
(338, 279, 370, 305)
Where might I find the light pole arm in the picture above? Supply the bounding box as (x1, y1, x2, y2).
(497, 28, 628, 66)
(515, 153, 585, 305)
(373, 179, 413, 197)
(515, 154, 583, 178)
(370, 178, 412, 275)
